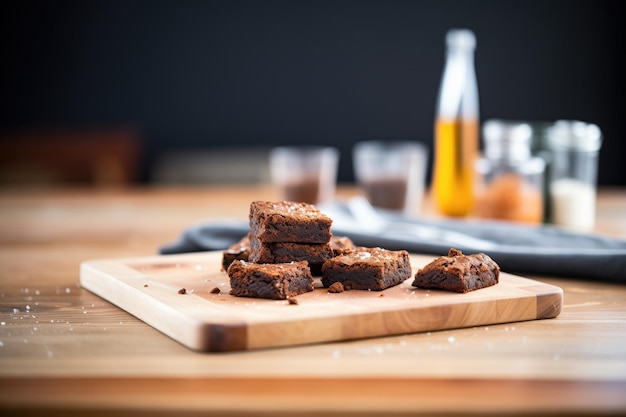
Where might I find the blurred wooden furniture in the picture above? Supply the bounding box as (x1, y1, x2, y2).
(0, 185, 625, 416)
(0, 128, 142, 186)
(151, 147, 271, 184)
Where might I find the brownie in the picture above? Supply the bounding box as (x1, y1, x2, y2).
(411, 248, 500, 293)
(227, 260, 314, 300)
(249, 201, 332, 243)
(221, 233, 251, 271)
(321, 247, 412, 291)
(249, 237, 333, 275)
(329, 235, 356, 256)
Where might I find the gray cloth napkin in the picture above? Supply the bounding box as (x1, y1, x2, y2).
(159, 201, 626, 283)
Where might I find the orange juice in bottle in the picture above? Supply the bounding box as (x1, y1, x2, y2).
(433, 29, 479, 217)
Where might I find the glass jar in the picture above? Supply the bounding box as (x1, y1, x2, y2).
(546, 120, 602, 232)
(474, 120, 545, 224)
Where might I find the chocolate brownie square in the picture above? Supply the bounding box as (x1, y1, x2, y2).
(227, 260, 314, 300)
(321, 247, 412, 291)
(249, 237, 333, 275)
(221, 233, 251, 271)
(412, 248, 500, 293)
(249, 201, 332, 243)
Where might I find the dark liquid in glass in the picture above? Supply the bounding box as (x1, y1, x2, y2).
(283, 179, 320, 204)
(363, 178, 407, 210)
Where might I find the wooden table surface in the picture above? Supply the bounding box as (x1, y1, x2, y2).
(1, 185, 625, 416)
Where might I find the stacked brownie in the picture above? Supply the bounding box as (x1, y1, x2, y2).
(248, 201, 335, 275)
(226, 201, 334, 300)
(226, 200, 416, 300)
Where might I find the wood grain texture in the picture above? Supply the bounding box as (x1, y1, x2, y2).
(1, 377, 625, 416)
(80, 251, 562, 352)
(1, 186, 625, 416)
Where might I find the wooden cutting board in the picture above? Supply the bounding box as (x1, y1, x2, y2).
(80, 251, 563, 352)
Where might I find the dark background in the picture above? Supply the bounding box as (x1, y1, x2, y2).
(1, 0, 624, 185)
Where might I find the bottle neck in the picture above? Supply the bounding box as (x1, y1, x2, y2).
(437, 47, 478, 120)
(447, 47, 475, 59)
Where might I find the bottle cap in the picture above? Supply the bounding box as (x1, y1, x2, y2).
(547, 120, 602, 152)
(446, 29, 476, 50)
(483, 119, 532, 161)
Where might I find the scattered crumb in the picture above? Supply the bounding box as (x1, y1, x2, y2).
(288, 298, 299, 305)
(379, 293, 384, 297)
(328, 282, 345, 293)
(143, 284, 148, 288)
(178, 288, 187, 294)
(210, 287, 221, 294)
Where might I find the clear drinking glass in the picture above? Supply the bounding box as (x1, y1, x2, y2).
(353, 140, 429, 215)
(269, 146, 339, 205)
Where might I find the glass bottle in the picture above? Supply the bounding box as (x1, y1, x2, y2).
(474, 120, 545, 224)
(433, 29, 479, 217)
